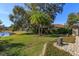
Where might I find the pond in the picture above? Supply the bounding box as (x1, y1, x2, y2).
(0, 32, 11, 37)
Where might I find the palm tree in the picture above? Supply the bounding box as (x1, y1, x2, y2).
(30, 11, 52, 35)
(9, 3, 65, 34)
(25, 3, 65, 23)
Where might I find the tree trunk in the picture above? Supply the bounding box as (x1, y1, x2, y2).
(39, 25, 40, 35)
(39, 24, 42, 36)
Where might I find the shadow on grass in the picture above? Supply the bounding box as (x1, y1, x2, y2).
(7, 43, 25, 48)
(10, 32, 16, 35)
(45, 34, 66, 38)
(42, 34, 60, 38)
(0, 38, 26, 56)
(0, 42, 25, 51)
(0, 42, 25, 56)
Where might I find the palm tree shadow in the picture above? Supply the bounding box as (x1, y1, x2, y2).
(7, 43, 25, 48)
(0, 42, 25, 51)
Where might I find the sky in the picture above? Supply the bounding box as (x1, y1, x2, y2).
(0, 3, 79, 27)
(54, 3, 79, 24)
(0, 3, 24, 27)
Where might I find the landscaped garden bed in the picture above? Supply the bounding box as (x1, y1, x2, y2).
(45, 41, 72, 56)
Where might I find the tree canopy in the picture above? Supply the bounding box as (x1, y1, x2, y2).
(26, 3, 65, 22)
(9, 6, 30, 31)
(67, 12, 79, 28)
(9, 3, 65, 34)
(30, 11, 52, 25)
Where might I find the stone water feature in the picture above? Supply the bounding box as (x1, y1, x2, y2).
(53, 21, 79, 56)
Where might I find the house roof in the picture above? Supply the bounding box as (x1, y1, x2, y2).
(51, 24, 65, 28)
(0, 25, 4, 28)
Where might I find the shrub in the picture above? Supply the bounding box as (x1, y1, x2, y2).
(52, 28, 72, 35)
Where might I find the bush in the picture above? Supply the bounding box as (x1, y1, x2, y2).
(52, 28, 72, 35)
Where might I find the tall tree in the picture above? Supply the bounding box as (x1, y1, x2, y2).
(0, 20, 2, 25)
(30, 11, 52, 35)
(9, 3, 65, 34)
(0, 20, 3, 32)
(9, 6, 30, 31)
(25, 3, 65, 22)
(67, 13, 79, 28)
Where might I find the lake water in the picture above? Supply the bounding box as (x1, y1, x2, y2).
(0, 32, 10, 37)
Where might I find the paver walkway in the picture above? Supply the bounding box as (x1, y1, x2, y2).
(53, 36, 79, 56)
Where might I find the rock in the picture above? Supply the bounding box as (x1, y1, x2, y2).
(57, 37, 63, 46)
(53, 36, 79, 56)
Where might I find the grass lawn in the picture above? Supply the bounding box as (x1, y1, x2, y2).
(63, 36, 75, 43)
(0, 32, 55, 56)
(0, 32, 72, 56)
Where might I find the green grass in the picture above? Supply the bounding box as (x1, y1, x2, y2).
(0, 32, 73, 56)
(63, 36, 75, 43)
(45, 41, 72, 56)
(0, 33, 55, 56)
